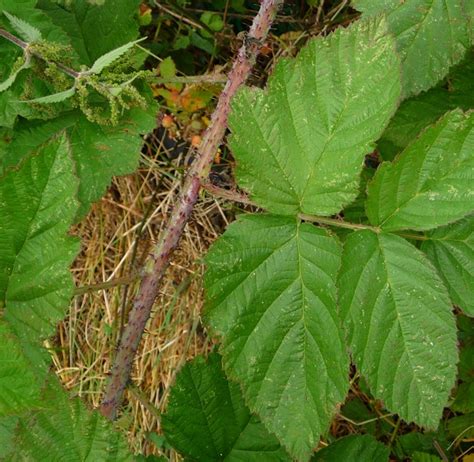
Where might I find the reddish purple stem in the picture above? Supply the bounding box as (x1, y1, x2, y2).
(100, 0, 284, 420)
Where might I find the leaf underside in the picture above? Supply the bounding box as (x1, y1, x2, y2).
(339, 231, 458, 428)
(229, 16, 401, 216)
(205, 215, 349, 461)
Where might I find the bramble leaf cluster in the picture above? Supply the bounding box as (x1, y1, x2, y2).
(163, 6, 474, 462)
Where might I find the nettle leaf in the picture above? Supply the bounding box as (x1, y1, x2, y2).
(421, 215, 474, 316)
(378, 51, 474, 161)
(1, 107, 155, 217)
(312, 434, 389, 461)
(0, 2, 73, 127)
(0, 321, 44, 416)
(366, 109, 474, 232)
(229, 16, 400, 216)
(205, 215, 349, 460)
(3, 11, 42, 42)
(10, 378, 133, 461)
(89, 37, 146, 74)
(162, 353, 290, 461)
(0, 60, 30, 93)
(339, 231, 458, 428)
(24, 86, 76, 104)
(38, 0, 142, 66)
(353, 0, 471, 97)
(0, 134, 79, 356)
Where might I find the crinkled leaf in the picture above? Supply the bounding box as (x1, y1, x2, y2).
(366, 110, 474, 231)
(89, 38, 145, 74)
(0, 321, 44, 416)
(162, 353, 290, 461)
(339, 231, 458, 428)
(1, 106, 156, 218)
(229, 16, 400, 216)
(312, 435, 389, 461)
(3, 11, 42, 42)
(24, 86, 76, 104)
(353, 0, 470, 97)
(421, 216, 474, 316)
(0, 135, 79, 356)
(378, 51, 474, 160)
(9, 378, 133, 462)
(205, 215, 349, 460)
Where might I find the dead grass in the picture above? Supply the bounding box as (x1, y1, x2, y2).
(51, 131, 235, 458)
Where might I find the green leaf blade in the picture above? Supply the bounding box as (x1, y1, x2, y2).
(205, 215, 349, 460)
(0, 134, 79, 349)
(230, 16, 401, 216)
(89, 38, 145, 74)
(1, 106, 155, 218)
(377, 51, 474, 161)
(3, 11, 42, 42)
(353, 0, 471, 97)
(24, 86, 76, 104)
(366, 109, 474, 232)
(421, 215, 474, 316)
(312, 434, 389, 461)
(339, 231, 458, 428)
(162, 353, 290, 461)
(0, 321, 43, 417)
(11, 378, 133, 462)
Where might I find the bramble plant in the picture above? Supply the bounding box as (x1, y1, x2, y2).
(0, 1, 473, 461)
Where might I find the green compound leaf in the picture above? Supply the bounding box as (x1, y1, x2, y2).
(0, 321, 43, 417)
(339, 231, 458, 428)
(366, 109, 474, 232)
(378, 51, 474, 161)
(89, 37, 146, 74)
(421, 215, 474, 316)
(205, 215, 349, 461)
(9, 378, 133, 462)
(312, 434, 389, 461)
(3, 11, 42, 42)
(162, 353, 290, 461)
(0, 134, 79, 353)
(1, 107, 155, 218)
(229, 16, 400, 216)
(353, 0, 471, 97)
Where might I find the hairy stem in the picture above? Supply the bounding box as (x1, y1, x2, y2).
(0, 27, 80, 78)
(100, 0, 284, 420)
